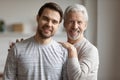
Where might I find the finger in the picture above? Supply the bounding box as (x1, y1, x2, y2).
(9, 43, 13, 48)
(10, 42, 15, 48)
(61, 42, 68, 48)
(11, 42, 15, 46)
(16, 39, 19, 42)
(8, 49, 10, 52)
(10, 45, 12, 48)
(21, 38, 24, 41)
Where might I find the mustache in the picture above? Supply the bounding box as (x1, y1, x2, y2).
(42, 25, 52, 30)
(71, 28, 80, 32)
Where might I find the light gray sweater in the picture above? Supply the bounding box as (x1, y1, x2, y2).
(3, 36, 68, 80)
(67, 38, 99, 80)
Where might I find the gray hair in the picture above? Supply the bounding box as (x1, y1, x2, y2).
(64, 4, 88, 22)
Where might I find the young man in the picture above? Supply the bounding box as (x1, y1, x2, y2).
(3, 2, 68, 80)
(61, 4, 99, 80)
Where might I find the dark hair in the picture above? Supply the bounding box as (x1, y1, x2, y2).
(38, 2, 63, 23)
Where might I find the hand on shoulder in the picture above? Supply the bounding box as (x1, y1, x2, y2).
(8, 38, 24, 51)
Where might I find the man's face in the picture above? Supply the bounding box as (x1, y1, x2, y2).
(37, 8, 60, 39)
(64, 11, 87, 40)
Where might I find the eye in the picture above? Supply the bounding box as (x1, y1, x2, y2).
(52, 20, 58, 25)
(42, 16, 49, 21)
(78, 21, 82, 25)
(67, 20, 74, 24)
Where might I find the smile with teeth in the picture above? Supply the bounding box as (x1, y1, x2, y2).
(70, 30, 79, 36)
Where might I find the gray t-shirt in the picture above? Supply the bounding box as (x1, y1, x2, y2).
(3, 36, 68, 80)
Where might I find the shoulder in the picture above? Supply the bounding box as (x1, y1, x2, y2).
(15, 37, 34, 47)
(82, 39, 99, 61)
(51, 40, 68, 55)
(9, 37, 35, 56)
(80, 38, 98, 53)
(52, 40, 68, 51)
(79, 38, 99, 63)
(77, 38, 98, 57)
(85, 39, 98, 53)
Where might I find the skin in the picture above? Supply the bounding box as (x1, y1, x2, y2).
(34, 8, 61, 44)
(62, 11, 87, 58)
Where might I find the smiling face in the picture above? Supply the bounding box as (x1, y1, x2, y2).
(64, 11, 87, 43)
(36, 8, 60, 39)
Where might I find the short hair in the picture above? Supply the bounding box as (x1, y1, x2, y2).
(38, 2, 63, 23)
(64, 4, 88, 22)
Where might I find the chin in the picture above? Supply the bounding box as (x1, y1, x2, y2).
(68, 34, 80, 40)
(68, 36, 78, 40)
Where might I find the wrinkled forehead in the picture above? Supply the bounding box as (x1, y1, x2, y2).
(66, 11, 84, 19)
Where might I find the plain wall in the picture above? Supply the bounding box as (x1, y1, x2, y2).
(84, 0, 97, 46)
(97, 0, 120, 80)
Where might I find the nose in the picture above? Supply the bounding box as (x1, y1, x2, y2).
(72, 22, 78, 29)
(47, 21, 52, 27)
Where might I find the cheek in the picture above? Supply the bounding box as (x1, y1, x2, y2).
(80, 25, 86, 31)
(52, 24, 59, 32)
(64, 27, 69, 32)
(64, 24, 71, 32)
(83, 23, 87, 30)
(37, 21, 42, 28)
(83, 25, 87, 31)
(38, 19, 46, 26)
(38, 21, 43, 26)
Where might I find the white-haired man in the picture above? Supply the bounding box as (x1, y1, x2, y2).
(61, 4, 99, 80)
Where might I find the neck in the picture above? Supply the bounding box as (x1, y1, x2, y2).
(34, 33, 52, 45)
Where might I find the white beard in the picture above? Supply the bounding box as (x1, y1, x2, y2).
(67, 33, 80, 40)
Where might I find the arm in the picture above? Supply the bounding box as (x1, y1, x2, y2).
(62, 59, 68, 80)
(61, 42, 99, 80)
(3, 46, 17, 80)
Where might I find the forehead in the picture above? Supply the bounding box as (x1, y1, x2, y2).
(66, 11, 85, 20)
(41, 8, 60, 22)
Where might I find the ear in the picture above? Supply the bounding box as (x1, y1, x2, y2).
(84, 22, 87, 30)
(36, 15, 39, 23)
(63, 21, 67, 32)
(63, 21, 67, 28)
(63, 21, 65, 28)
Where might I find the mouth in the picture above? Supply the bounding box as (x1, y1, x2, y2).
(67, 29, 81, 40)
(42, 26, 52, 34)
(44, 29, 51, 33)
(70, 29, 79, 36)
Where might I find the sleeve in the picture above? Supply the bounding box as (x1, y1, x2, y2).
(62, 60, 68, 80)
(62, 49, 68, 80)
(67, 47, 99, 80)
(3, 45, 17, 80)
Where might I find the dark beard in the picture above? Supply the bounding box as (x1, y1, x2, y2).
(37, 28, 53, 39)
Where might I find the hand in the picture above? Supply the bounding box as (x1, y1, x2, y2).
(8, 38, 24, 52)
(59, 42, 78, 58)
